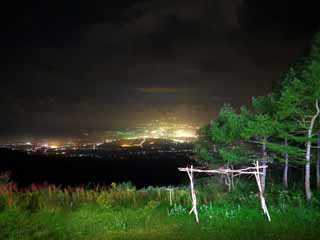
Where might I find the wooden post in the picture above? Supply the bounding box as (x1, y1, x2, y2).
(254, 161, 271, 221)
(166, 188, 174, 206)
(178, 163, 271, 222)
(186, 165, 199, 223)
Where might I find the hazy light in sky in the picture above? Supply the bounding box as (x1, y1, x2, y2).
(1, 0, 319, 138)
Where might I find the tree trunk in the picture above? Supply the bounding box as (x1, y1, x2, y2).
(260, 138, 268, 195)
(283, 137, 289, 189)
(305, 100, 320, 200)
(317, 133, 320, 191)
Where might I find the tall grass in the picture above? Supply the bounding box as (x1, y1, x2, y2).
(1, 176, 320, 240)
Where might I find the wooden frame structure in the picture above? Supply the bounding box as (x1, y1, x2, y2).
(178, 161, 271, 222)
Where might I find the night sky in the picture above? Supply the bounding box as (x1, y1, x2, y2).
(1, 0, 319, 139)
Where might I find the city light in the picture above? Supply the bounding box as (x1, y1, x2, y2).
(106, 120, 198, 143)
(0, 120, 199, 154)
(120, 144, 132, 148)
(174, 130, 196, 138)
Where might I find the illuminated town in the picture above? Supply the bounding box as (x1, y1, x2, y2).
(0, 120, 199, 155)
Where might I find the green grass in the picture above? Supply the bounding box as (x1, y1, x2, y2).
(1, 181, 320, 240)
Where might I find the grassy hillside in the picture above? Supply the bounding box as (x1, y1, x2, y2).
(1, 180, 320, 240)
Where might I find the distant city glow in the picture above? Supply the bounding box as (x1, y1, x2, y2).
(0, 120, 199, 153)
(109, 120, 198, 143)
(121, 144, 133, 148)
(172, 139, 185, 143)
(174, 130, 196, 138)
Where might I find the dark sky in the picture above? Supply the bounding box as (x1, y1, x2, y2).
(1, 0, 319, 139)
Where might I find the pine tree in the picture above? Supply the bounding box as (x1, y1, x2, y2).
(276, 33, 320, 200)
(240, 97, 278, 194)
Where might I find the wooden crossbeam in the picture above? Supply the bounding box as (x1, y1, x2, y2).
(178, 162, 271, 222)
